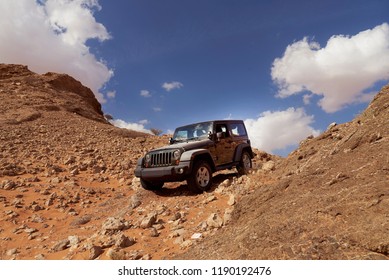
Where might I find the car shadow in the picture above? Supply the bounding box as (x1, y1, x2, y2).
(152, 171, 238, 197)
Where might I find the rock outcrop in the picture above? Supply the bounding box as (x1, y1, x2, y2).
(0, 64, 107, 124)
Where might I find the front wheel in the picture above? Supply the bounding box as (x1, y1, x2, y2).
(237, 151, 252, 175)
(140, 178, 164, 191)
(187, 161, 213, 193)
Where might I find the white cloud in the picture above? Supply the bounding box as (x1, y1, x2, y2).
(140, 90, 152, 97)
(271, 23, 389, 112)
(153, 107, 162, 112)
(245, 108, 320, 153)
(138, 119, 149, 125)
(162, 81, 183, 92)
(303, 94, 313, 105)
(0, 0, 112, 103)
(44, 0, 110, 46)
(225, 113, 233, 120)
(107, 90, 116, 99)
(110, 119, 151, 134)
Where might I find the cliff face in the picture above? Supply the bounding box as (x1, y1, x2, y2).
(0, 64, 104, 124)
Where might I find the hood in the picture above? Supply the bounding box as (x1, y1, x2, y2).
(150, 138, 214, 152)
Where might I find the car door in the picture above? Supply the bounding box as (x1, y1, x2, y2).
(214, 123, 235, 165)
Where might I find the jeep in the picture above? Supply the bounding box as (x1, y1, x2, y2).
(134, 120, 254, 193)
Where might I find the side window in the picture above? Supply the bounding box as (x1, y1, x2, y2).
(230, 123, 247, 137)
(215, 124, 230, 138)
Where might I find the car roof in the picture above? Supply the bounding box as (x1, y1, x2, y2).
(176, 120, 244, 128)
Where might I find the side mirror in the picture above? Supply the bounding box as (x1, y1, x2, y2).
(216, 132, 223, 141)
(169, 138, 174, 144)
(208, 132, 219, 141)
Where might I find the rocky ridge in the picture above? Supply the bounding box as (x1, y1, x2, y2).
(179, 86, 389, 259)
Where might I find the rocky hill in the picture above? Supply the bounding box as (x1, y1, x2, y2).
(180, 85, 389, 259)
(0, 63, 387, 260)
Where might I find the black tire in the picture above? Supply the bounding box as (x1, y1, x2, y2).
(140, 178, 164, 190)
(187, 161, 213, 193)
(237, 150, 252, 175)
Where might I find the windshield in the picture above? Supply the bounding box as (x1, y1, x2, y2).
(172, 121, 213, 142)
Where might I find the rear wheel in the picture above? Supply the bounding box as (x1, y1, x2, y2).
(187, 161, 213, 193)
(237, 151, 252, 175)
(140, 178, 164, 190)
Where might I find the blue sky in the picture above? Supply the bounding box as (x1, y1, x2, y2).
(1, 0, 389, 155)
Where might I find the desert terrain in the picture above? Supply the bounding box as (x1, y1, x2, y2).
(0, 64, 388, 260)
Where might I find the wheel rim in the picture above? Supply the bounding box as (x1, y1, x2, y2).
(242, 153, 251, 169)
(196, 166, 210, 187)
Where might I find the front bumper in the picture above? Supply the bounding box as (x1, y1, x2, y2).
(134, 160, 191, 182)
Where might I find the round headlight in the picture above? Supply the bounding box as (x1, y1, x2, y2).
(145, 154, 151, 164)
(173, 149, 181, 160)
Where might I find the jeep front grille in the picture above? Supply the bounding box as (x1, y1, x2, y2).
(149, 151, 173, 167)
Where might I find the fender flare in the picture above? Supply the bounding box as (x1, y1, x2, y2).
(233, 143, 254, 162)
(180, 149, 215, 171)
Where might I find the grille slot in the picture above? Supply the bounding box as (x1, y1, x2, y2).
(150, 151, 173, 167)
